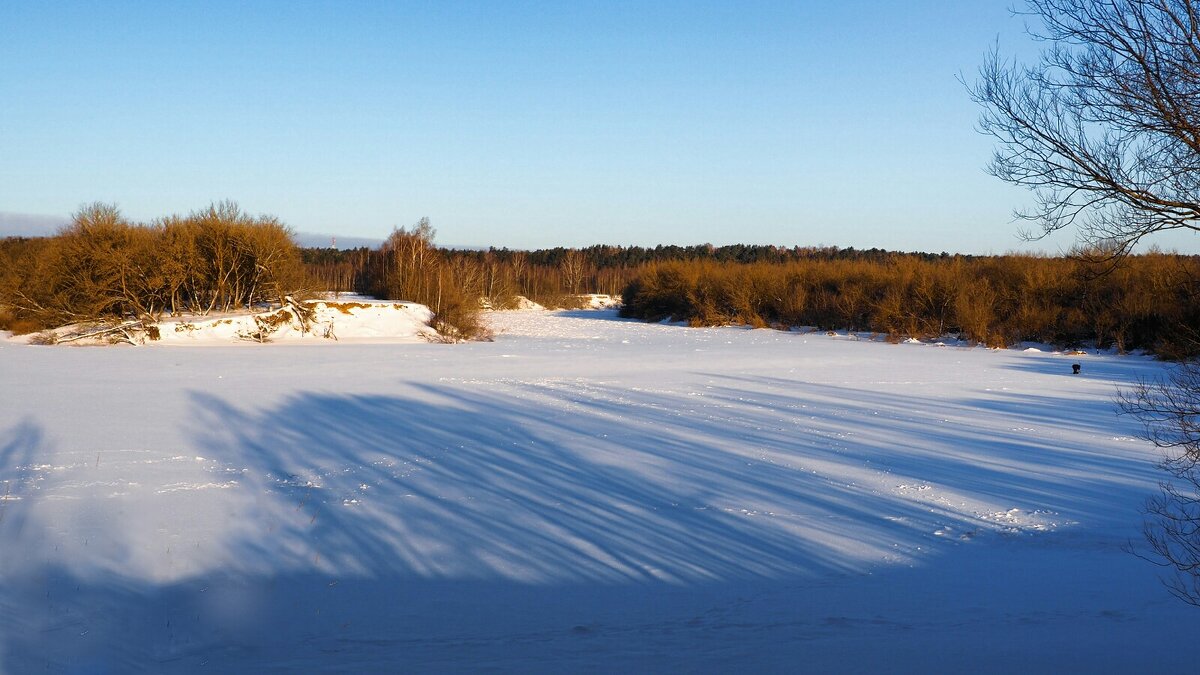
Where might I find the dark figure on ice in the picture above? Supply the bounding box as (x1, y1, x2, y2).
(1072, 363, 1081, 375)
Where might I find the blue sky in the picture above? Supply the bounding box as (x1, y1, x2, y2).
(2, 1, 1194, 253)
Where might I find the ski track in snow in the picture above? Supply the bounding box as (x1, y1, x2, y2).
(0, 309, 1194, 672)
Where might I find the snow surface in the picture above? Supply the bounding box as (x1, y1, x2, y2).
(0, 309, 1195, 672)
(154, 299, 436, 345)
(578, 294, 622, 309)
(510, 295, 545, 311)
(9, 297, 437, 346)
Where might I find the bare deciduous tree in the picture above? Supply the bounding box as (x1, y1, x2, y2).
(976, 1, 1200, 603)
(372, 218, 489, 340)
(971, 0, 1200, 257)
(560, 249, 587, 295)
(382, 217, 438, 302)
(1120, 363, 1200, 605)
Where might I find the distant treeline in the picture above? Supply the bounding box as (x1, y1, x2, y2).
(4, 210, 1198, 355)
(305, 244, 632, 304)
(305, 239, 1200, 357)
(305, 243, 964, 305)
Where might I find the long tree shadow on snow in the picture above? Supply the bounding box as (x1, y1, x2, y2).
(691, 374, 1160, 530)
(181, 375, 1163, 583)
(0, 377, 1173, 672)
(0, 419, 46, 569)
(185, 385, 906, 583)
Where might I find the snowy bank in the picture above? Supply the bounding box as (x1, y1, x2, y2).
(8, 297, 438, 346)
(155, 299, 437, 345)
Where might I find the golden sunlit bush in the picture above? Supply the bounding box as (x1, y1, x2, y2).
(0, 202, 304, 333)
(619, 254, 1200, 357)
(357, 219, 490, 341)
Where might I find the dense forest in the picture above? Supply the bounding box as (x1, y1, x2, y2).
(2, 208, 1198, 355)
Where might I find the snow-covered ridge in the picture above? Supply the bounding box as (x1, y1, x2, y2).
(579, 293, 621, 309)
(7, 293, 626, 346)
(10, 296, 438, 346)
(156, 299, 437, 345)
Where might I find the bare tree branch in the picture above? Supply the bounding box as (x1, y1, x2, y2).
(1119, 360, 1200, 606)
(971, 0, 1200, 254)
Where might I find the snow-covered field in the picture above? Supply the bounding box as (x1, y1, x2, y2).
(0, 309, 1195, 673)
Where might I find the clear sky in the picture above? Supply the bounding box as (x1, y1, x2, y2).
(2, 1, 1195, 253)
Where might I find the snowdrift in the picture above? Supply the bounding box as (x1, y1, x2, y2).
(578, 293, 621, 309)
(155, 299, 437, 345)
(9, 297, 438, 346)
